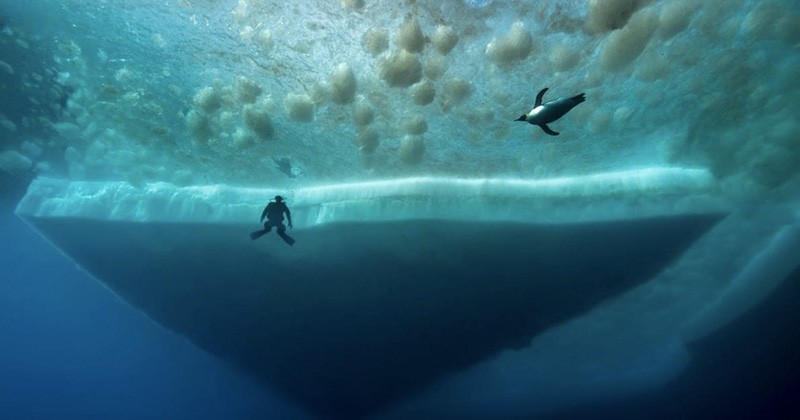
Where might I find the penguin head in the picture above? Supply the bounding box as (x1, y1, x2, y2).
(514, 115, 527, 122)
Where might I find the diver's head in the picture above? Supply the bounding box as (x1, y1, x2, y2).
(274, 195, 283, 202)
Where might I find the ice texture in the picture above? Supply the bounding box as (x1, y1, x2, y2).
(16, 166, 725, 224)
(0, 0, 796, 197)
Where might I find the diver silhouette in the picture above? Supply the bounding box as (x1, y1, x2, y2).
(250, 195, 295, 245)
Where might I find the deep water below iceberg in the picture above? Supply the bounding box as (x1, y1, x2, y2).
(547, 265, 800, 420)
(0, 201, 308, 420)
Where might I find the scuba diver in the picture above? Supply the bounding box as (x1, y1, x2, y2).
(250, 195, 295, 245)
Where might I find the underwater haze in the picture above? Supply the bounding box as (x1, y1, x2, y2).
(2, 0, 800, 419)
(0, 190, 309, 420)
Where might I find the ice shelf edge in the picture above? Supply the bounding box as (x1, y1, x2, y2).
(15, 167, 730, 225)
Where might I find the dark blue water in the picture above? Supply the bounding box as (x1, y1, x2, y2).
(0, 187, 307, 420)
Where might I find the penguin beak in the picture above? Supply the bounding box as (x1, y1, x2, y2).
(514, 115, 526, 122)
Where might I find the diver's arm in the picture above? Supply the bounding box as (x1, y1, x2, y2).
(260, 204, 269, 223)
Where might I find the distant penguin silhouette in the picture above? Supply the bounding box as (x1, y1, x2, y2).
(515, 88, 586, 136)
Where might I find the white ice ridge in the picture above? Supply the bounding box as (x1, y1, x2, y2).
(15, 166, 728, 225)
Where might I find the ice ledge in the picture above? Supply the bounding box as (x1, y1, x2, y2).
(16, 167, 729, 225)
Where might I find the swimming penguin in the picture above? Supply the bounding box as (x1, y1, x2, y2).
(515, 88, 586, 136)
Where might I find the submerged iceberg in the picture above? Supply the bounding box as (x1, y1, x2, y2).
(3, 0, 800, 418)
(14, 168, 800, 418)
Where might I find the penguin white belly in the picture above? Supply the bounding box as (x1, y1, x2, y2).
(527, 106, 544, 119)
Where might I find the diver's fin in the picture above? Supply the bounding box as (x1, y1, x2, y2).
(535, 87, 548, 107)
(250, 229, 269, 240)
(278, 231, 296, 246)
(540, 124, 559, 136)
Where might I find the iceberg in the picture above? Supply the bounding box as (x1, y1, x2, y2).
(17, 166, 799, 418)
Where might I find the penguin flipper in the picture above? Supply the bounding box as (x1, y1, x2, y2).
(535, 87, 549, 107)
(539, 124, 559, 136)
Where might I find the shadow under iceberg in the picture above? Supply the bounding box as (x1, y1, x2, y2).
(23, 215, 721, 419)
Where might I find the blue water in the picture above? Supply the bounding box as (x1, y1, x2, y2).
(2, 0, 800, 418)
(0, 199, 306, 420)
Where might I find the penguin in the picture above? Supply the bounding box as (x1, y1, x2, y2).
(515, 88, 586, 136)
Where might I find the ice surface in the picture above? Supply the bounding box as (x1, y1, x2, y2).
(1, 0, 798, 194)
